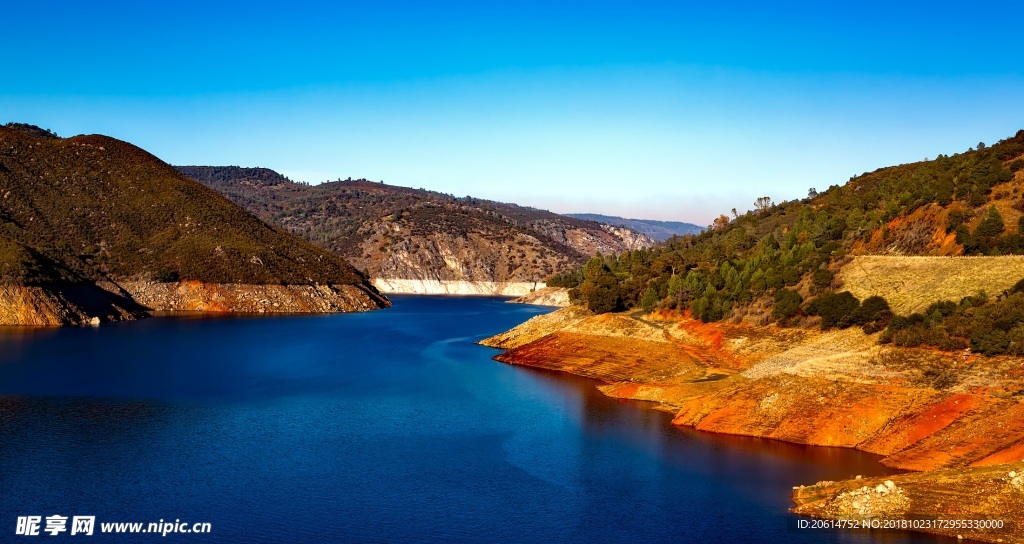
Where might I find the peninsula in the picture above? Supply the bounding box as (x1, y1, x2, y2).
(484, 130, 1024, 543)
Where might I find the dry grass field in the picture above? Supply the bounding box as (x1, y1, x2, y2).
(838, 255, 1024, 315)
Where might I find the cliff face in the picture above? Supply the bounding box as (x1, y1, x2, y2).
(598, 224, 655, 250)
(482, 306, 1024, 542)
(179, 168, 655, 290)
(0, 125, 388, 325)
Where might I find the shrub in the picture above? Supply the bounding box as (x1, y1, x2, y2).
(936, 334, 969, 351)
(888, 313, 925, 331)
(889, 323, 967, 351)
(960, 292, 988, 308)
(971, 328, 1010, 356)
(1007, 325, 1024, 356)
(771, 288, 803, 322)
(805, 291, 861, 329)
(924, 300, 958, 319)
(890, 324, 930, 347)
(856, 295, 893, 333)
(811, 268, 834, 290)
(946, 209, 968, 232)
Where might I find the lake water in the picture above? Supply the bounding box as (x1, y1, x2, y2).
(0, 296, 945, 543)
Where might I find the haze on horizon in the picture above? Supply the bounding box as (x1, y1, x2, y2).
(2, 0, 1023, 226)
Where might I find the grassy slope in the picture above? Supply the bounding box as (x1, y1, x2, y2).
(839, 255, 1024, 315)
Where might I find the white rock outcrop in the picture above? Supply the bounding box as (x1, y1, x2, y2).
(371, 278, 544, 296)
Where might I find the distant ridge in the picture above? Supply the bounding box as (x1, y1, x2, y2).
(179, 167, 655, 290)
(566, 213, 703, 241)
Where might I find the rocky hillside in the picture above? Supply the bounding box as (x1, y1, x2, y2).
(177, 167, 654, 292)
(0, 124, 387, 325)
(566, 213, 703, 241)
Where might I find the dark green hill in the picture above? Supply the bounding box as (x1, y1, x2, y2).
(0, 125, 387, 325)
(0, 127, 371, 286)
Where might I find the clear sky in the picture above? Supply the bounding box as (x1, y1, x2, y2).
(3, 1, 1023, 225)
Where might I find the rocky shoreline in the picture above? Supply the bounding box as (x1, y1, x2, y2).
(0, 279, 389, 326)
(118, 280, 387, 314)
(507, 286, 570, 307)
(481, 306, 1024, 543)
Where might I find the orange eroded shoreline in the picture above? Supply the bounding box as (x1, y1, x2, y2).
(482, 307, 1024, 543)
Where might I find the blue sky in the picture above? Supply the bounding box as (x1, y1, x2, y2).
(3, 1, 1023, 224)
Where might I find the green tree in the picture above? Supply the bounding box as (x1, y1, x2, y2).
(975, 205, 1005, 238)
(972, 206, 1006, 254)
(582, 254, 607, 281)
(640, 287, 659, 312)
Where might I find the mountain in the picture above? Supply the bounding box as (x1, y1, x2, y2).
(178, 167, 654, 295)
(566, 213, 703, 241)
(0, 124, 387, 325)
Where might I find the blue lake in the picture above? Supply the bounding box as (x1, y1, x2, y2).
(0, 295, 946, 543)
